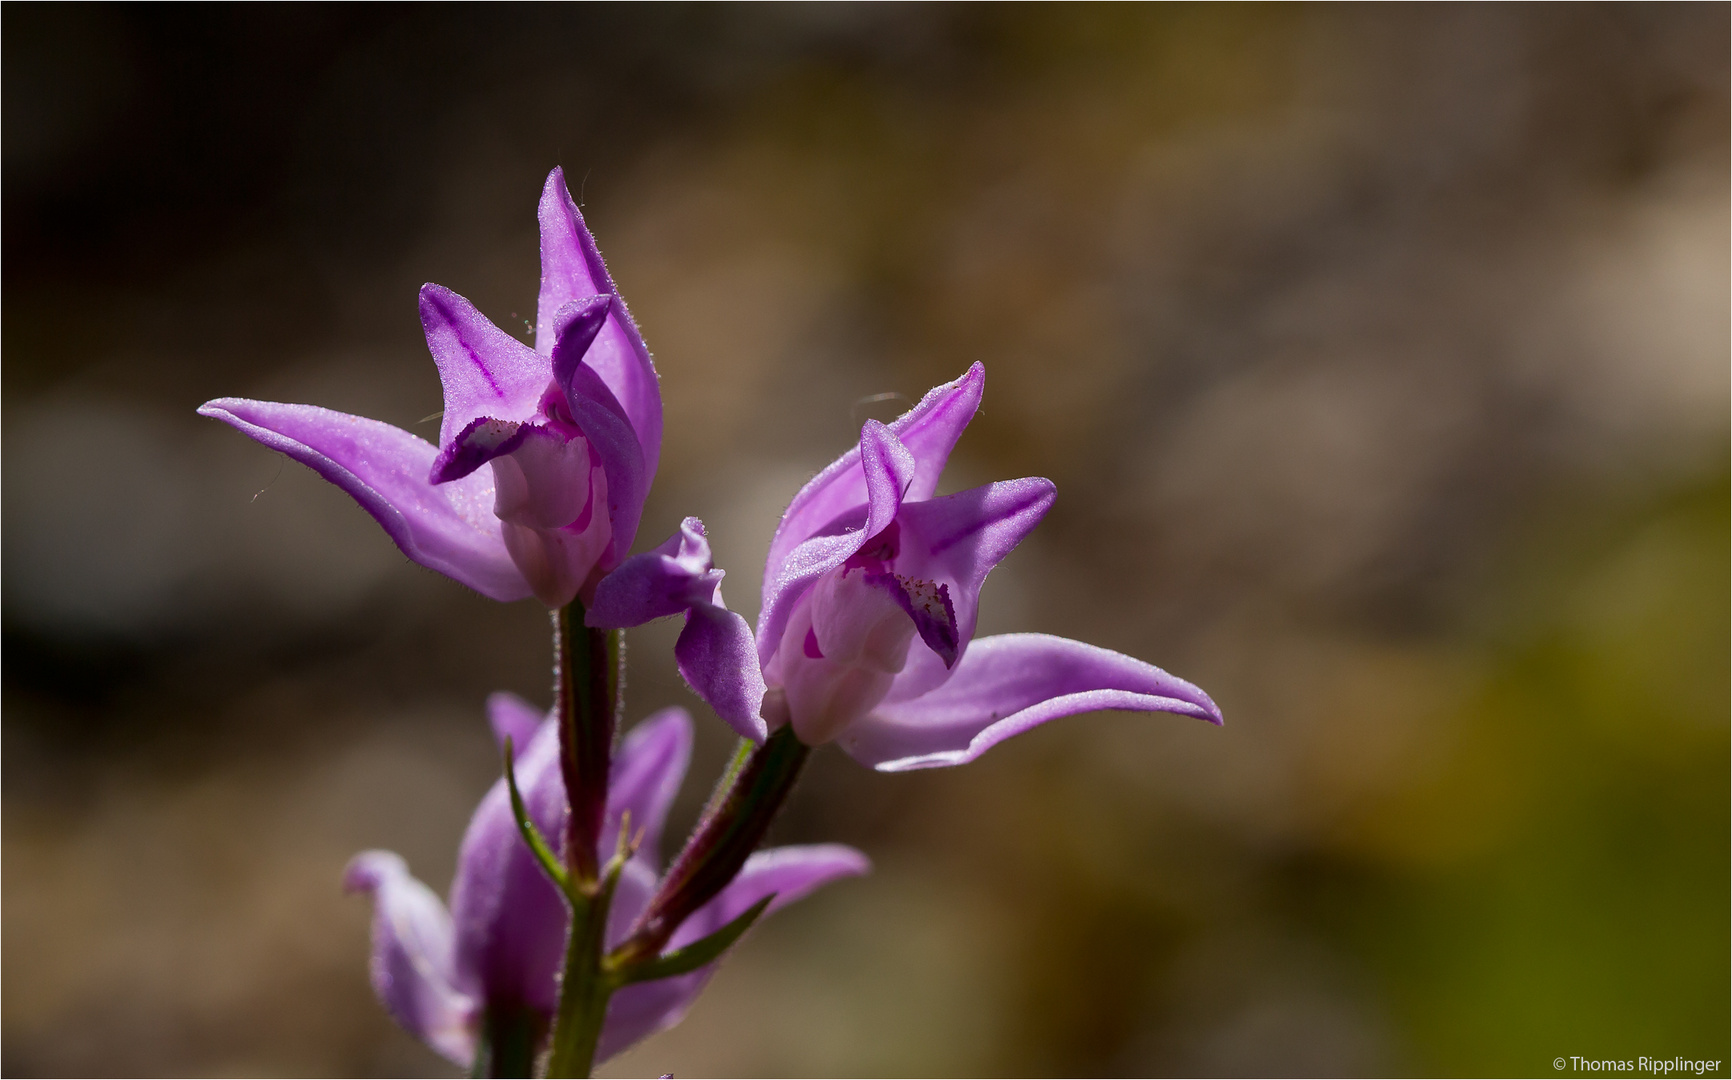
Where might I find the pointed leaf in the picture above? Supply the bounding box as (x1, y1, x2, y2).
(504, 737, 569, 896)
(616, 894, 773, 985)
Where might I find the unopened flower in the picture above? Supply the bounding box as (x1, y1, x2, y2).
(200, 168, 661, 607)
(345, 697, 866, 1066)
(592, 364, 1221, 768)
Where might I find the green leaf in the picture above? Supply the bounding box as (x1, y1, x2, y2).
(504, 736, 569, 896)
(616, 894, 775, 985)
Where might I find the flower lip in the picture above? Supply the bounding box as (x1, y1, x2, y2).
(833, 519, 960, 668)
(866, 569, 959, 667)
(430, 416, 530, 484)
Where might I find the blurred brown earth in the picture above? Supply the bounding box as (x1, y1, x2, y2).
(3, 6, 1726, 1076)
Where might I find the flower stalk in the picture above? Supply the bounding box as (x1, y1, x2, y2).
(618, 725, 810, 964)
(542, 603, 625, 1078)
(553, 604, 620, 884)
(505, 611, 827, 1077)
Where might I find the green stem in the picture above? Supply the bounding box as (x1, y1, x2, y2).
(544, 866, 622, 1078)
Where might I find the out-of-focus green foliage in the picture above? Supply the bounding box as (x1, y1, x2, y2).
(1329, 474, 1730, 1073)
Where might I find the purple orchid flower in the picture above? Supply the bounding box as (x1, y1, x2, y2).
(345, 696, 867, 1067)
(590, 363, 1222, 769)
(200, 168, 661, 608)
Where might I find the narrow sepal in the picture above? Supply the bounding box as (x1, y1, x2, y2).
(197, 399, 531, 601)
(551, 297, 649, 563)
(420, 283, 549, 473)
(535, 167, 663, 481)
(845, 632, 1223, 771)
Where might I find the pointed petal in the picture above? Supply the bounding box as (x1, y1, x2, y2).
(586, 517, 722, 629)
(860, 420, 918, 526)
(198, 399, 531, 601)
(761, 364, 983, 621)
(344, 851, 478, 1066)
(551, 297, 649, 564)
(594, 845, 868, 1064)
(486, 692, 545, 755)
(890, 476, 1056, 679)
(535, 168, 662, 481)
(756, 421, 917, 667)
(677, 603, 770, 742)
(603, 708, 693, 868)
(420, 284, 549, 479)
(449, 716, 569, 1014)
(898, 361, 985, 502)
(547, 294, 612, 376)
(842, 633, 1223, 771)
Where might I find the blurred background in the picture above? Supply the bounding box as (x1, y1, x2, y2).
(3, 5, 1726, 1076)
